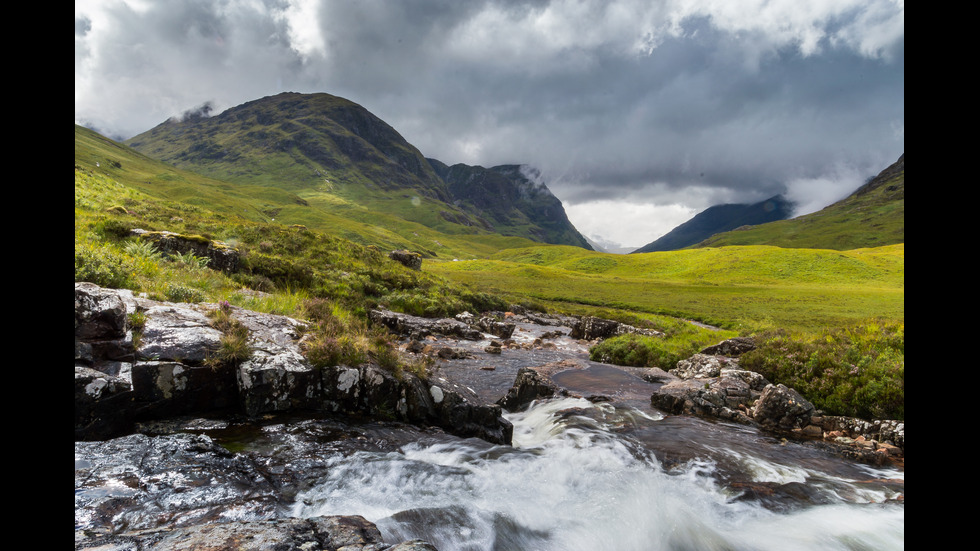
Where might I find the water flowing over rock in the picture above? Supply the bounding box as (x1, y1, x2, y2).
(497, 366, 569, 412)
(74, 432, 438, 550)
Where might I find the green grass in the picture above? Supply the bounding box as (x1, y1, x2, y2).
(75, 124, 904, 420)
(428, 244, 903, 334)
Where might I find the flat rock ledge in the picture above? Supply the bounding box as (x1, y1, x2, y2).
(75, 282, 512, 446)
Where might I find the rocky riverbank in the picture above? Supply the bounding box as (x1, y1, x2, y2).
(75, 282, 903, 549)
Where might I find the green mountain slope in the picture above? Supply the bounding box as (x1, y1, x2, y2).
(77, 123, 540, 258)
(124, 92, 590, 250)
(631, 195, 794, 253)
(695, 155, 905, 250)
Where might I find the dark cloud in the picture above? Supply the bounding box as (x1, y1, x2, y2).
(75, 0, 903, 247)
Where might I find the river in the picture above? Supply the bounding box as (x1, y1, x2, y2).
(265, 316, 903, 550)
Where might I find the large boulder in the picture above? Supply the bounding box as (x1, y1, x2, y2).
(389, 249, 422, 270)
(131, 229, 240, 272)
(651, 353, 769, 424)
(752, 383, 816, 430)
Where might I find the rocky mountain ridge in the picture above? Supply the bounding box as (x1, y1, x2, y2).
(124, 92, 591, 250)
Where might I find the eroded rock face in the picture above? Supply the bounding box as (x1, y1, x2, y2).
(75, 284, 513, 446)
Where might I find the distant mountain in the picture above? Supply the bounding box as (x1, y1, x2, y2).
(124, 92, 591, 250)
(631, 195, 795, 253)
(695, 155, 904, 250)
(427, 159, 592, 250)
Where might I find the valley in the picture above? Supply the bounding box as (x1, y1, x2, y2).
(75, 92, 903, 551)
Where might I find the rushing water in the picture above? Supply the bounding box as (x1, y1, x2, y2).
(287, 396, 903, 551)
(278, 318, 904, 550)
(81, 315, 899, 550)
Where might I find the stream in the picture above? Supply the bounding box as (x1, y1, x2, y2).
(77, 316, 904, 550)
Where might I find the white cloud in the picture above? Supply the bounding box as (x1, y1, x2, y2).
(565, 199, 698, 249)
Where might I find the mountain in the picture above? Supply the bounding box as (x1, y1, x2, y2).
(426, 160, 592, 250)
(124, 92, 590, 251)
(631, 195, 795, 253)
(695, 155, 904, 250)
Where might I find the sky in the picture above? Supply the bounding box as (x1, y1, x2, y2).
(75, 0, 904, 250)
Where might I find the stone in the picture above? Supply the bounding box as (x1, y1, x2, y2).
(389, 249, 422, 270)
(752, 384, 816, 430)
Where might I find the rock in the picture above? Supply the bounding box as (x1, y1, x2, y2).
(497, 367, 569, 412)
(389, 249, 422, 270)
(75, 282, 128, 340)
(474, 317, 516, 339)
(752, 384, 816, 430)
(700, 337, 756, 357)
(131, 228, 240, 272)
(569, 316, 663, 341)
(74, 285, 513, 446)
(670, 353, 731, 379)
(75, 432, 437, 550)
(369, 309, 483, 341)
(137, 304, 224, 364)
(651, 377, 755, 424)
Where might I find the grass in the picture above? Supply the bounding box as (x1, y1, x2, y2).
(428, 244, 903, 334)
(75, 124, 904, 421)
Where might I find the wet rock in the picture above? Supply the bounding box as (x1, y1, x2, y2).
(75, 365, 134, 439)
(497, 367, 570, 412)
(75, 433, 280, 538)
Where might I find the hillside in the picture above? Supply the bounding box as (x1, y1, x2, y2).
(695, 155, 905, 250)
(124, 92, 590, 251)
(631, 195, 794, 253)
(427, 160, 592, 250)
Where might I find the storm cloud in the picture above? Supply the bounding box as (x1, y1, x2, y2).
(75, 0, 904, 248)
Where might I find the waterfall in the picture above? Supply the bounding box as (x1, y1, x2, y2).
(292, 397, 903, 551)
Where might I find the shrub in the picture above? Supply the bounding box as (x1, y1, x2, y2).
(164, 283, 208, 303)
(75, 243, 134, 289)
(739, 321, 904, 420)
(205, 302, 253, 367)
